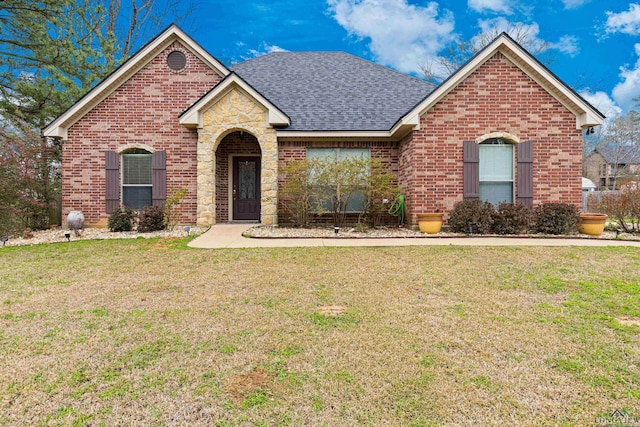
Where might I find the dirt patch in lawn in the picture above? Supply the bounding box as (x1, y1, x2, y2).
(226, 368, 273, 404)
(317, 305, 348, 316)
(616, 316, 640, 327)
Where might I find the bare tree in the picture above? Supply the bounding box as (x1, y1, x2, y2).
(420, 22, 555, 83)
(586, 112, 640, 190)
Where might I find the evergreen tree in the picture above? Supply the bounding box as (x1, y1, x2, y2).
(0, 0, 193, 234)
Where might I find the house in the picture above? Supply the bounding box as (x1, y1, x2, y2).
(584, 146, 640, 189)
(44, 25, 604, 227)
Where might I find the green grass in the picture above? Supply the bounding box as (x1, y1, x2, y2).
(0, 238, 639, 425)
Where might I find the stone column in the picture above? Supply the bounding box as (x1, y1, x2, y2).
(260, 131, 278, 225)
(196, 87, 279, 226)
(196, 110, 216, 226)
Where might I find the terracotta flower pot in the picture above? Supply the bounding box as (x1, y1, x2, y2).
(417, 213, 444, 234)
(578, 213, 608, 236)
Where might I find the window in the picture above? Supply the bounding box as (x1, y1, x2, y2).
(306, 147, 370, 211)
(479, 139, 514, 206)
(105, 149, 165, 214)
(122, 149, 152, 209)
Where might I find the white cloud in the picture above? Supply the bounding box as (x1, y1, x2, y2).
(475, 18, 580, 57)
(561, 0, 590, 9)
(468, 0, 512, 14)
(612, 43, 640, 112)
(327, 0, 456, 74)
(245, 43, 289, 59)
(605, 3, 640, 36)
(579, 90, 623, 119)
(547, 35, 580, 57)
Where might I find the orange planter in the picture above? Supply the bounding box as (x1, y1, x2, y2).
(417, 213, 444, 234)
(579, 213, 608, 236)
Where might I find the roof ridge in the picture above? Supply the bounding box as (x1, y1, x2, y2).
(332, 51, 435, 87)
(232, 51, 434, 88)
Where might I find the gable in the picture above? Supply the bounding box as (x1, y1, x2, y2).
(180, 73, 290, 128)
(399, 33, 604, 131)
(68, 41, 223, 145)
(430, 51, 574, 127)
(44, 24, 229, 140)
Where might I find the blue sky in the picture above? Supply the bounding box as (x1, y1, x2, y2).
(179, 0, 640, 118)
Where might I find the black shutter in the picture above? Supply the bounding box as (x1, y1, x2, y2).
(517, 141, 533, 207)
(463, 141, 480, 199)
(105, 151, 120, 214)
(152, 150, 167, 207)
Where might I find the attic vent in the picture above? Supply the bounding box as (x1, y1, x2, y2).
(167, 51, 186, 71)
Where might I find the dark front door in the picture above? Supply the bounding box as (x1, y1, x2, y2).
(232, 156, 261, 221)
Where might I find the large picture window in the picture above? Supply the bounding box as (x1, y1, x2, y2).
(306, 147, 370, 211)
(122, 149, 152, 209)
(479, 139, 514, 206)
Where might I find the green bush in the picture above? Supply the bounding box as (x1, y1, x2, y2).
(448, 199, 495, 234)
(108, 207, 135, 232)
(138, 205, 165, 232)
(492, 202, 532, 234)
(534, 202, 579, 235)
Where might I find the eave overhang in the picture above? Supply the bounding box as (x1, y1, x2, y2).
(44, 24, 229, 140)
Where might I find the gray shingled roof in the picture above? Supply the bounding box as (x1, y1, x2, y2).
(229, 52, 435, 131)
(596, 146, 640, 164)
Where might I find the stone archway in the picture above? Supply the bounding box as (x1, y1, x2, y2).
(196, 87, 278, 226)
(215, 131, 262, 222)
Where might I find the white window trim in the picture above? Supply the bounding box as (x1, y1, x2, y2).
(121, 151, 153, 208)
(479, 141, 516, 205)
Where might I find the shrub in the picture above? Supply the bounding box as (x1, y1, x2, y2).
(280, 160, 315, 227)
(138, 205, 165, 232)
(309, 154, 369, 228)
(492, 202, 532, 235)
(363, 158, 400, 227)
(534, 202, 579, 235)
(592, 186, 640, 233)
(448, 199, 495, 234)
(163, 187, 188, 230)
(108, 206, 135, 232)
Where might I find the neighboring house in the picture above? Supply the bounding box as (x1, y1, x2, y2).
(44, 25, 604, 227)
(585, 146, 640, 190)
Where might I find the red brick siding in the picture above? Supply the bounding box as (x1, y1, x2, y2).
(277, 140, 400, 225)
(401, 52, 583, 225)
(215, 132, 261, 222)
(398, 131, 416, 223)
(63, 41, 222, 226)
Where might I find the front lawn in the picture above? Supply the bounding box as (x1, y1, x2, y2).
(1, 239, 639, 426)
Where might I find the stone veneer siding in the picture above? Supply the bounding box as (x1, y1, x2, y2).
(63, 41, 222, 226)
(399, 52, 583, 225)
(197, 87, 278, 225)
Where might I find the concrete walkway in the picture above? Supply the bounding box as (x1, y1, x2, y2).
(188, 224, 640, 249)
